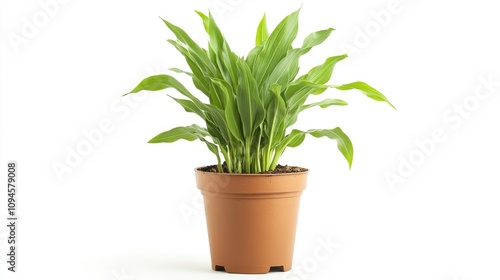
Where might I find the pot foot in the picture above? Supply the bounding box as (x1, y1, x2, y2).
(212, 264, 288, 274)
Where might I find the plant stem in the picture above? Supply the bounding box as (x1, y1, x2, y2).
(270, 147, 284, 170)
(255, 128, 263, 172)
(263, 144, 272, 171)
(244, 140, 251, 173)
(220, 146, 231, 172)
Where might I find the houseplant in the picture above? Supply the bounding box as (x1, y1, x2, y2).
(126, 9, 394, 274)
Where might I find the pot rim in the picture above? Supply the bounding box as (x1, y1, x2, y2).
(195, 166, 308, 194)
(194, 166, 309, 177)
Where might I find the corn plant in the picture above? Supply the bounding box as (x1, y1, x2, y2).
(126, 9, 394, 173)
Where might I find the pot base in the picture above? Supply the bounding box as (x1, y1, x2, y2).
(213, 264, 289, 274)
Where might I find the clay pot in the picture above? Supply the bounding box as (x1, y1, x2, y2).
(195, 168, 308, 274)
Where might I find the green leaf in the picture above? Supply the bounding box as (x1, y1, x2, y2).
(210, 77, 244, 142)
(194, 10, 210, 32)
(300, 98, 348, 112)
(285, 129, 307, 148)
(248, 9, 300, 86)
(207, 77, 229, 108)
(236, 59, 265, 140)
(206, 12, 225, 60)
(335, 81, 396, 109)
(274, 127, 353, 168)
(308, 127, 354, 168)
(225, 95, 244, 142)
(264, 48, 306, 89)
(148, 124, 222, 169)
(265, 83, 286, 148)
(148, 125, 202, 143)
(166, 40, 211, 96)
(196, 12, 240, 90)
(301, 28, 334, 49)
(203, 140, 222, 167)
(265, 28, 334, 90)
(168, 68, 193, 77)
(185, 124, 222, 165)
(127, 74, 185, 94)
(207, 83, 224, 109)
(275, 129, 306, 154)
(168, 96, 205, 118)
(283, 80, 327, 127)
(220, 40, 239, 90)
(303, 54, 347, 85)
(255, 14, 269, 46)
(162, 17, 218, 81)
(161, 17, 207, 59)
(127, 74, 209, 112)
(204, 105, 231, 144)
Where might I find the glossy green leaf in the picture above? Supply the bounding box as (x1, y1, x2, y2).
(127, 74, 207, 111)
(249, 9, 300, 86)
(236, 59, 265, 140)
(308, 127, 353, 168)
(194, 10, 210, 32)
(274, 129, 306, 158)
(148, 125, 204, 143)
(303, 54, 347, 86)
(168, 96, 205, 118)
(168, 68, 193, 77)
(255, 14, 269, 46)
(302, 28, 334, 49)
(300, 98, 348, 112)
(210, 77, 244, 142)
(161, 18, 207, 60)
(265, 83, 286, 148)
(166, 40, 210, 96)
(149, 124, 222, 170)
(335, 81, 396, 109)
(127, 74, 186, 94)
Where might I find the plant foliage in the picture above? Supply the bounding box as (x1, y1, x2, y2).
(126, 9, 394, 173)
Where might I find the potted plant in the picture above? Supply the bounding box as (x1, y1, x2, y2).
(126, 9, 394, 274)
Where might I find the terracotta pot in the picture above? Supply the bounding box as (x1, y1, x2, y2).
(195, 168, 308, 274)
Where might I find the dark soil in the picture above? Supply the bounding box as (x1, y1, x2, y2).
(198, 163, 308, 174)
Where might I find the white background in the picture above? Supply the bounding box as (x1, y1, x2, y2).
(1, 0, 500, 279)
